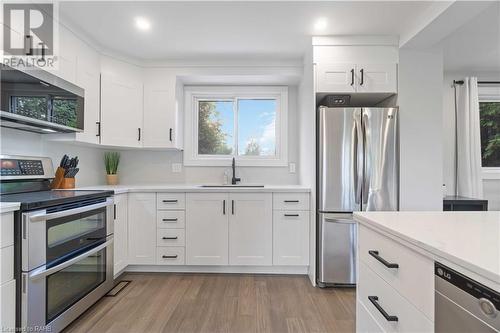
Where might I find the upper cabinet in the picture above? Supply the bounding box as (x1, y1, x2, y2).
(313, 37, 399, 95)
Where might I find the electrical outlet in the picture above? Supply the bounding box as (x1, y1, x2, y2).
(172, 163, 182, 173)
(289, 163, 296, 173)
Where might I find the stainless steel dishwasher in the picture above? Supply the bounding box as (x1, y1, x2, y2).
(435, 262, 500, 332)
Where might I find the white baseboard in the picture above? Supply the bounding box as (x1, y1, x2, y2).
(124, 265, 309, 275)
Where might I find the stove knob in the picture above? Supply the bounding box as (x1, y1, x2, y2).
(479, 298, 497, 318)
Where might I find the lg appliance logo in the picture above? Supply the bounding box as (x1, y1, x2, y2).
(2, 1, 59, 69)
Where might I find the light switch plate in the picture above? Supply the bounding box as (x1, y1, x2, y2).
(172, 163, 182, 173)
(289, 163, 296, 173)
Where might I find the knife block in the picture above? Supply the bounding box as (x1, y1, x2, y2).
(60, 178, 75, 189)
(51, 167, 66, 189)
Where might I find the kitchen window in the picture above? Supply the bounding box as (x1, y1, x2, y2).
(479, 85, 500, 179)
(184, 86, 288, 166)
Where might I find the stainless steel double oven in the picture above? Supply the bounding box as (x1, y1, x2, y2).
(19, 197, 114, 332)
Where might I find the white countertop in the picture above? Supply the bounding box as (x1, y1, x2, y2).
(0, 202, 20, 213)
(354, 211, 500, 288)
(74, 184, 311, 194)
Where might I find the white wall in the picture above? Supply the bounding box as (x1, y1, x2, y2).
(398, 47, 444, 211)
(442, 71, 500, 210)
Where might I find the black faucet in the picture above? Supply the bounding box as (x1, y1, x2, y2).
(231, 157, 241, 185)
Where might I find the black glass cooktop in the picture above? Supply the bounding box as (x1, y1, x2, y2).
(0, 189, 114, 210)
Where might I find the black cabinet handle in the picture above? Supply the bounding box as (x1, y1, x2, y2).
(169, 128, 173, 142)
(96, 122, 101, 137)
(231, 200, 234, 215)
(368, 296, 398, 322)
(360, 69, 364, 86)
(284, 214, 299, 217)
(368, 250, 399, 268)
(162, 236, 178, 240)
(162, 255, 178, 259)
(162, 218, 178, 222)
(138, 128, 141, 141)
(223, 200, 226, 215)
(113, 204, 116, 220)
(284, 200, 299, 203)
(350, 68, 355, 86)
(162, 200, 178, 203)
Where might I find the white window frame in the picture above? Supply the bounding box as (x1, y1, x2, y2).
(184, 86, 288, 166)
(478, 85, 500, 179)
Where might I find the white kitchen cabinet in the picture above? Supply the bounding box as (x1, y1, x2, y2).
(273, 211, 309, 266)
(315, 63, 356, 93)
(356, 63, 397, 93)
(186, 193, 228, 265)
(229, 193, 272, 266)
(100, 72, 143, 147)
(143, 82, 176, 148)
(0, 279, 15, 331)
(54, 25, 78, 84)
(127, 193, 156, 264)
(113, 194, 128, 277)
(75, 45, 100, 144)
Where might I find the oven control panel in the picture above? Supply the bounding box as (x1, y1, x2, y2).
(0, 159, 44, 176)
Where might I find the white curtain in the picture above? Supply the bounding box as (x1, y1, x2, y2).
(455, 77, 483, 198)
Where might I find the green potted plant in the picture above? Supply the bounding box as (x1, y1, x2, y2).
(104, 152, 120, 185)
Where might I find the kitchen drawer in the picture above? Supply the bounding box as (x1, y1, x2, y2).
(157, 211, 185, 229)
(157, 247, 185, 265)
(0, 213, 14, 248)
(157, 193, 186, 210)
(157, 229, 185, 247)
(273, 193, 310, 211)
(359, 225, 434, 320)
(356, 299, 385, 333)
(358, 261, 433, 333)
(0, 279, 16, 330)
(0, 246, 13, 284)
(273, 211, 309, 266)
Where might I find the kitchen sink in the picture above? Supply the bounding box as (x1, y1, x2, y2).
(200, 184, 265, 188)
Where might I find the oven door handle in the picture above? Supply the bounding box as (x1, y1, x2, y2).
(28, 237, 113, 280)
(28, 198, 113, 222)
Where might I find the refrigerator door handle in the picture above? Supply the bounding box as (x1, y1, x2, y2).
(354, 115, 363, 205)
(362, 112, 371, 205)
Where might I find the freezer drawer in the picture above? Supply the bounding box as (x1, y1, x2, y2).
(317, 213, 357, 286)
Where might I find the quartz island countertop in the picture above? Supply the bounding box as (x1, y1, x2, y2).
(354, 211, 500, 290)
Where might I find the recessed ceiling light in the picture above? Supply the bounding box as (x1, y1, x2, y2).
(314, 18, 328, 32)
(134, 17, 151, 31)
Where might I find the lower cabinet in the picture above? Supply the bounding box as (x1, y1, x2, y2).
(128, 193, 156, 264)
(113, 194, 128, 277)
(273, 210, 309, 266)
(0, 279, 15, 330)
(186, 193, 228, 265)
(229, 193, 272, 266)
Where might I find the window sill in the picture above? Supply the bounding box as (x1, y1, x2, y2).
(482, 168, 500, 180)
(184, 157, 288, 167)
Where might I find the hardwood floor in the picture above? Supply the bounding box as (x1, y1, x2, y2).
(64, 273, 356, 333)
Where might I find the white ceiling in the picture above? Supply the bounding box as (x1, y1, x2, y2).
(441, 2, 500, 72)
(59, 1, 445, 62)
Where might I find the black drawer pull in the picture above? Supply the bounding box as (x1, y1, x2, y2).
(162, 237, 178, 240)
(284, 200, 299, 203)
(284, 214, 299, 217)
(368, 250, 399, 269)
(162, 255, 178, 259)
(162, 218, 178, 222)
(368, 296, 398, 322)
(162, 200, 178, 203)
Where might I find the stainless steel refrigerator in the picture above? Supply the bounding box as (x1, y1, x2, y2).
(317, 107, 399, 286)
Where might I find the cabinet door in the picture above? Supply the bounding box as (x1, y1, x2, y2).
(273, 211, 309, 266)
(127, 193, 156, 264)
(100, 72, 143, 147)
(229, 193, 272, 266)
(143, 83, 176, 148)
(316, 63, 356, 93)
(356, 63, 397, 93)
(0, 279, 16, 331)
(113, 194, 128, 276)
(75, 51, 100, 144)
(186, 193, 228, 265)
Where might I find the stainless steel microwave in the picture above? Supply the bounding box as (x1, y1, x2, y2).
(0, 64, 84, 133)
